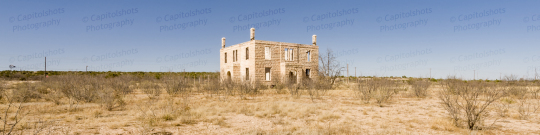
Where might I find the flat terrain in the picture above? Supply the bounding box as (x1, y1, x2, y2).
(1, 81, 539, 135)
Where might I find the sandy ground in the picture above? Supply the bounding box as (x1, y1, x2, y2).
(1, 84, 539, 135)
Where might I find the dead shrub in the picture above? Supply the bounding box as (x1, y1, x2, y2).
(222, 79, 236, 97)
(517, 98, 539, 120)
(272, 78, 287, 94)
(1, 94, 28, 135)
(315, 78, 332, 96)
(373, 79, 402, 106)
(98, 87, 126, 111)
(140, 80, 162, 99)
(72, 76, 101, 103)
(494, 98, 514, 117)
(303, 79, 317, 102)
(286, 79, 301, 98)
(408, 78, 431, 98)
(53, 75, 81, 110)
(0, 80, 6, 100)
(438, 77, 505, 130)
(355, 79, 374, 103)
(109, 76, 133, 95)
(12, 82, 42, 102)
(238, 82, 258, 99)
(204, 78, 221, 98)
(303, 78, 331, 102)
(164, 76, 191, 97)
(356, 78, 401, 106)
(514, 86, 540, 120)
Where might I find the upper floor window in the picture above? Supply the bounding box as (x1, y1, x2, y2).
(224, 53, 227, 63)
(265, 47, 271, 60)
(246, 47, 249, 60)
(307, 51, 311, 62)
(284, 48, 294, 61)
(289, 48, 294, 61)
(232, 50, 238, 62)
(284, 48, 288, 60)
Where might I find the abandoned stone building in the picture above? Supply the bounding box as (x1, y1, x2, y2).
(220, 28, 319, 85)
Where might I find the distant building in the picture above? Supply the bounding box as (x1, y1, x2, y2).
(220, 28, 319, 85)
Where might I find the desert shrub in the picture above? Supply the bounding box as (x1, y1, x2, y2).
(52, 75, 80, 110)
(140, 80, 162, 99)
(98, 87, 126, 111)
(514, 84, 540, 120)
(164, 76, 191, 97)
(12, 82, 43, 102)
(1, 92, 28, 135)
(0, 80, 5, 100)
(356, 78, 401, 106)
(372, 79, 402, 106)
(315, 78, 332, 96)
(12, 73, 27, 81)
(356, 80, 374, 103)
(494, 98, 513, 117)
(253, 79, 267, 91)
(286, 79, 301, 98)
(73, 77, 102, 102)
(204, 78, 221, 98)
(439, 77, 505, 130)
(302, 78, 331, 102)
(38, 79, 64, 105)
(109, 76, 133, 95)
(272, 78, 287, 94)
(532, 84, 540, 99)
(238, 82, 255, 99)
(303, 79, 317, 102)
(517, 97, 539, 120)
(409, 78, 431, 98)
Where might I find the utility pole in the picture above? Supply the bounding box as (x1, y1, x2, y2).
(536, 68, 537, 80)
(473, 70, 475, 80)
(86, 66, 88, 72)
(347, 64, 349, 84)
(430, 68, 431, 79)
(500, 73, 501, 80)
(44, 57, 47, 78)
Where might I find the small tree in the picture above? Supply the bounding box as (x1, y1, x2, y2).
(319, 48, 344, 86)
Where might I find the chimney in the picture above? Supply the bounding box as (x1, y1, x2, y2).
(250, 28, 255, 41)
(312, 35, 317, 46)
(222, 37, 226, 48)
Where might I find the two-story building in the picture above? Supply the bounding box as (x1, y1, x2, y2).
(220, 28, 319, 85)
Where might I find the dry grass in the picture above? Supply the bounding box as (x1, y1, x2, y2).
(0, 75, 539, 134)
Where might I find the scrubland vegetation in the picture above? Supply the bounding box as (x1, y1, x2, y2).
(0, 71, 539, 134)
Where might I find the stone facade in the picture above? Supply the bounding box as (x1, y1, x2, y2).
(220, 29, 318, 85)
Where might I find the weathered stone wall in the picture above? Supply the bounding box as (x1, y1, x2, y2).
(220, 40, 255, 82)
(221, 39, 318, 85)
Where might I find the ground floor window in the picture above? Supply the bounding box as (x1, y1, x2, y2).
(306, 69, 310, 78)
(246, 68, 249, 80)
(265, 68, 271, 81)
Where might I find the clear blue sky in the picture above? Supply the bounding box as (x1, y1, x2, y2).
(1, 0, 539, 80)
